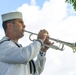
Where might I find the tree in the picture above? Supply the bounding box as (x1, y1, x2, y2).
(65, 0, 76, 10)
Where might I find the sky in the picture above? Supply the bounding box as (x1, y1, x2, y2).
(0, 0, 76, 75)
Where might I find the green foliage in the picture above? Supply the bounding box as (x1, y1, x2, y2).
(65, 0, 76, 11)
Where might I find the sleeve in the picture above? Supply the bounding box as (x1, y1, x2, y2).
(0, 40, 43, 64)
(34, 50, 46, 75)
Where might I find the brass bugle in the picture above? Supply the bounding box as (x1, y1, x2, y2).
(24, 30, 76, 52)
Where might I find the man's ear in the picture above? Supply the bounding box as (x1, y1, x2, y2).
(7, 22, 13, 29)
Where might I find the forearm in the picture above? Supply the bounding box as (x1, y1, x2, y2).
(35, 51, 46, 74)
(0, 41, 42, 64)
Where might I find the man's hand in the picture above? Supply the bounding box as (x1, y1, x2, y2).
(37, 29, 48, 42)
(41, 35, 54, 52)
(37, 29, 54, 52)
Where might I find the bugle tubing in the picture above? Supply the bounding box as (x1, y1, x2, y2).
(24, 30, 76, 52)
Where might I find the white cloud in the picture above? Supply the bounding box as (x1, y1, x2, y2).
(17, 0, 68, 35)
(1, 0, 76, 75)
(17, 0, 76, 74)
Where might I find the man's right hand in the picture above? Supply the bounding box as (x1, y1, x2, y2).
(37, 29, 49, 42)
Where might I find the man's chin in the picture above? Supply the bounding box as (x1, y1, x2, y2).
(19, 34, 24, 38)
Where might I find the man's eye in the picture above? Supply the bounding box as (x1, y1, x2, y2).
(19, 21, 21, 23)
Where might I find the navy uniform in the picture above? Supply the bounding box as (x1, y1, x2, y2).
(0, 12, 46, 75)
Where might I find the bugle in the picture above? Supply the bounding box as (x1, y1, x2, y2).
(24, 30, 76, 53)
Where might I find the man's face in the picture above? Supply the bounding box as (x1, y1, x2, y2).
(12, 19, 25, 38)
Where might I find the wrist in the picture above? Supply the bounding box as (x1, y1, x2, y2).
(39, 50, 46, 56)
(41, 49, 47, 52)
(35, 39, 44, 47)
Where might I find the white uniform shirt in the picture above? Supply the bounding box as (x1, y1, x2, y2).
(0, 36, 46, 75)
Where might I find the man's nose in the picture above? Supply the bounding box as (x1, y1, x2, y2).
(23, 24, 26, 28)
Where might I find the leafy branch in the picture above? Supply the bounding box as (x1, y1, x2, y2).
(65, 0, 76, 10)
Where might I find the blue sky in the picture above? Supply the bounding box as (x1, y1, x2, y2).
(0, 0, 46, 27)
(0, 0, 46, 14)
(0, 0, 76, 75)
(0, 0, 29, 14)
